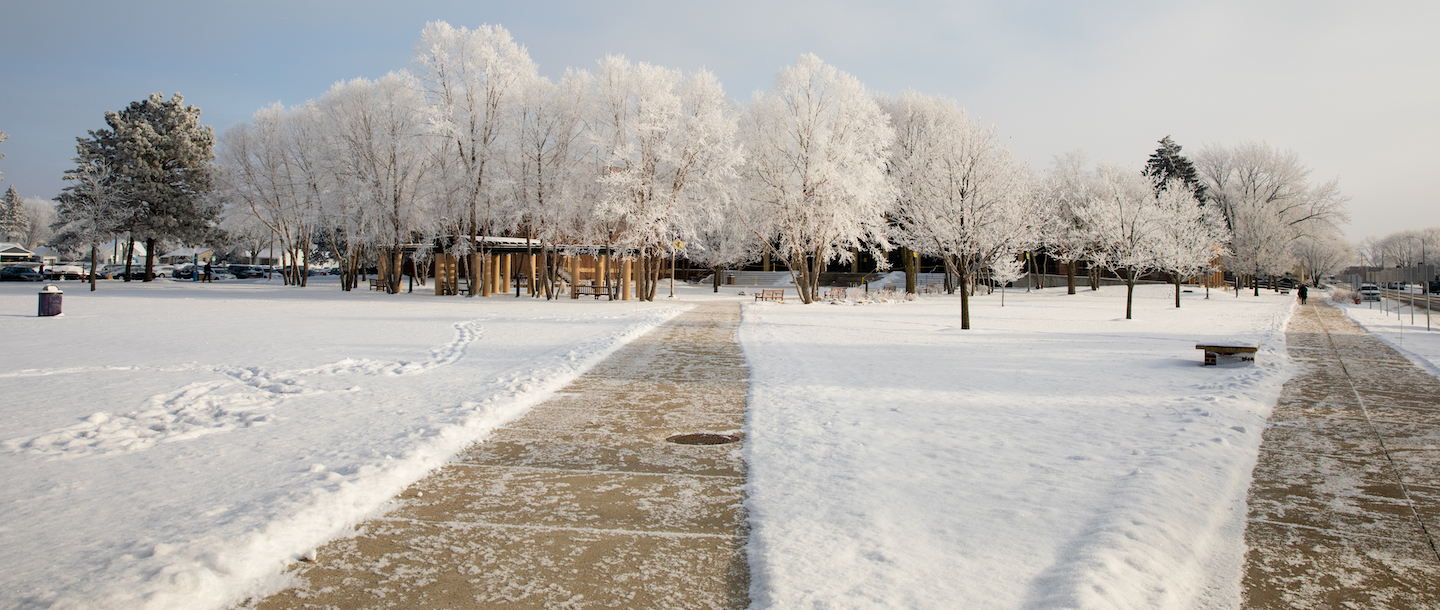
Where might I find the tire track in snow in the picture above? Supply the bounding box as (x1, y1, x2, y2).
(5, 320, 485, 457)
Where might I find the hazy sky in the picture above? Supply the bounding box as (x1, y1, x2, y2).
(1, 0, 1435, 242)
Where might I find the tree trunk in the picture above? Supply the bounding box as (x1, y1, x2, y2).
(1067, 261, 1076, 295)
(958, 259, 971, 330)
(144, 237, 156, 281)
(1174, 272, 1181, 308)
(89, 243, 98, 292)
(122, 235, 134, 282)
(713, 265, 722, 293)
(903, 247, 917, 294)
(1126, 270, 1137, 320)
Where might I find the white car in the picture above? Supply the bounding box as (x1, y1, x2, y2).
(46, 264, 88, 280)
(1359, 283, 1380, 301)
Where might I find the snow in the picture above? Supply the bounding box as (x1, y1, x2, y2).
(0, 277, 684, 609)
(739, 284, 1297, 609)
(2, 278, 1305, 609)
(1334, 292, 1440, 379)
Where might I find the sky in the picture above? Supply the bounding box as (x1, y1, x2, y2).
(1, 0, 1435, 243)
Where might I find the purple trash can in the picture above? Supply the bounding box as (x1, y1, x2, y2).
(38, 285, 62, 317)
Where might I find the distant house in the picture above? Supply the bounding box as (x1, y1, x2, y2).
(252, 248, 305, 267)
(0, 242, 34, 264)
(159, 247, 216, 265)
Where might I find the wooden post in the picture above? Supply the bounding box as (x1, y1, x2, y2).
(527, 254, 536, 295)
(569, 255, 579, 299)
(498, 254, 509, 294)
(622, 259, 632, 301)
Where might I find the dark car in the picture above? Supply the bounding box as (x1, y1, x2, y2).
(0, 266, 45, 281)
(225, 264, 268, 279)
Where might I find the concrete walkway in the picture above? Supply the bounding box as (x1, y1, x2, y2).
(246, 303, 750, 609)
(1244, 300, 1440, 608)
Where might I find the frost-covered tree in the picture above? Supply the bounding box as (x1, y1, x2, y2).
(506, 71, 588, 299)
(737, 54, 894, 304)
(54, 158, 125, 291)
(1152, 178, 1229, 307)
(1075, 163, 1168, 319)
(414, 21, 536, 296)
(22, 197, 56, 248)
(885, 91, 1036, 328)
(1039, 151, 1106, 294)
(217, 102, 325, 286)
(589, 56, 742, 301)
(1195, 142, 1348, 295)
(1292, 229, 1353, 286)
(74, 93, 217, 281)
(0, 185, 28, 243)
(323, 73, 434, 293)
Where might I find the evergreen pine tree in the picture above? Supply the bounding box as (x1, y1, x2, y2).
(1143, 136, 1206, 201)
(75, 93, 217, 280)
(1, 185, 30, 243)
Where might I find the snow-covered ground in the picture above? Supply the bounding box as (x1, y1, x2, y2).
(739, 284, 1297, 609)
(3, 278, 1302, 610)
(1334, 291, 1440, 379)
(0, 278, 684, 609)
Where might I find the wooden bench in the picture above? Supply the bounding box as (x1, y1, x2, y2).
(826, 287, 847, 300)
(1196, 343, 1259, 366)
(572, 284, 614, 300)
(755, 289, 784, 302)
(368, 278, 385, 291)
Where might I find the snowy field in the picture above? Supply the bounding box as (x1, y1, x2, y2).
(0, 278, 684, 609)
(1335, 292, 1440, 379)
(2, 278, 1302, 610)
(739, 284, 1297, 609)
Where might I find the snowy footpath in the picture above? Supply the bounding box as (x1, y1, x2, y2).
(0, 279, 683, 609)
(739, 284, 1297, 609)
(1334, 293, 1440, 380)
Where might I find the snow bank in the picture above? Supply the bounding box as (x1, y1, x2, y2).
(739, 284, 1296, 609)
(0, 279, 683, 609)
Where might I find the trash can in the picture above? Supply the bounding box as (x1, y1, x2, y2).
(38, 285, 62, 317)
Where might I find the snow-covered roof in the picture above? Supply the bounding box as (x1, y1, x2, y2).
(0, 242, 33, 255)
(160, 247, 214, 258)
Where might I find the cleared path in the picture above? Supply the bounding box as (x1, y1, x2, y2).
(1244, 300, 1440, 608)
(246, 303, 749, 609)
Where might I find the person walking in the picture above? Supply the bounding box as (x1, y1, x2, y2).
(1298, 284, 1308, 305)
(203, 260, 213, 283)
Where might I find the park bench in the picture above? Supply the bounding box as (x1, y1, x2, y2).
(572, 284, 614, 300)
(1196, 343, 1259, 366)
(826, 287, 847, 300)
(755, 289, 784, 302)
(368, 278, 385, 291)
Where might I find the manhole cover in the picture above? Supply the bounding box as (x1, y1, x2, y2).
(666, 433, 739, 445)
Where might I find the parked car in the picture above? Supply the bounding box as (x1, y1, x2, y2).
(0, 266, 45, 281)
(46, 263, 88, 280)
(225, 264, 267, 279)
(1359, 283, 1381, 301)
